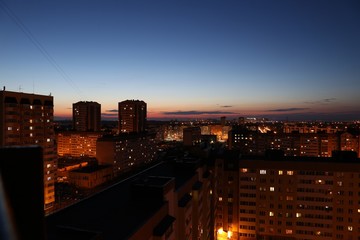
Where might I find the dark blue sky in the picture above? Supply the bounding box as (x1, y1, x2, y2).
(1, 0, 360, 121)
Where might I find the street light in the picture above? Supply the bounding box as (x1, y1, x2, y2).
(217, 228, 232, 239)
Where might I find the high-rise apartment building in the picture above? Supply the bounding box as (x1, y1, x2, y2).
(0, 89, 57, 210)
(118, 100, 146, 133)
(214, 150, 360, 239)
(73, 101, 101, 132)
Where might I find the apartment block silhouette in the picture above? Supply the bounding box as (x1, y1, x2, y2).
(118, 100, 146, 133)
(73, 101, 101, 132)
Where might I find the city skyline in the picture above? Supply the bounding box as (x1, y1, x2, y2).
(1, 0, 360, 121)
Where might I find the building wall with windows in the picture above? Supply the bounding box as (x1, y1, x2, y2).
(214, 151, 360, 239)
(72, 101, 101, 132)
(118, 100, 146, 133)
(57, 131, 102, 157)
(0, 90, 57, 210)
(96, 133, 158, 176)
(228, 130, 359, 158)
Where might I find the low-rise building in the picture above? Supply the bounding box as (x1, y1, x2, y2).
(69, 164, 113, 189)
(57, 131, 102, 158)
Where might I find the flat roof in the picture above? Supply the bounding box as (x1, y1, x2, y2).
(46, 158, 201, 239)
(70, 165, 111, 173)
(46, 169, 165, 239)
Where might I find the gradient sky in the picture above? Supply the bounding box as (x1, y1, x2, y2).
(1, 0, 360, 121)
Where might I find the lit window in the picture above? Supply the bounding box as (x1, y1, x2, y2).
(219, 197, 223, 201)
(241, 168, 248, 173)
(7, 127, 12, 131)
(260, 170, 267, 175)
(296, 213, 301, 218)
(287, 171, 293, 175)
(286, 229, 293, 234)
(46, 164, 51, 168)
(278, 170, 283, 175)
(270, 187, 275, 191)
(269, 212, 274, 216)
(348, 226, 353, 231)
(47, 138, 51, 142)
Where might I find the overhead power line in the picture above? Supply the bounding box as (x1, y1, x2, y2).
(0, 0, 82, 96)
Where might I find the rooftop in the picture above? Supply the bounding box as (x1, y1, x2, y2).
(46, 157, 202, 239)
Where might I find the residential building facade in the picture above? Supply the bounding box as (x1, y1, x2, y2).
(56, 131, 102, 157)
(0, 89, 57, 209)
(118, 99, 146, 133)
(73, 101, 101, 132)
(214, 150, 360, 239)
(96, 133, 158, 176)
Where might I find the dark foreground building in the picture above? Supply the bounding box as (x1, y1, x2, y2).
(45, 157, 212, 240)
(0, 146, 45, 240)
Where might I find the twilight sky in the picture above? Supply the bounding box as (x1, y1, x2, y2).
(1, 0, 360, 121)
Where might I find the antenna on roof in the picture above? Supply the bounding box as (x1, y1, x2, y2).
(18, 85, 22, 92)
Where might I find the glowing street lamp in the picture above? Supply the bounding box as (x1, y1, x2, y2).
(217, 228, 232, 240)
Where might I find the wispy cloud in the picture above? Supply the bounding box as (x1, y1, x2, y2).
(102, 113, 117, 116)
(163, 110, 237, 115)
(267, 108, 309, 112)
(323, 98, 337, 103)
(101, 112, 118, 119)
(220, 105, 233, 108)
(304, 98, 337, 104)
(106, 109, 118, 113)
